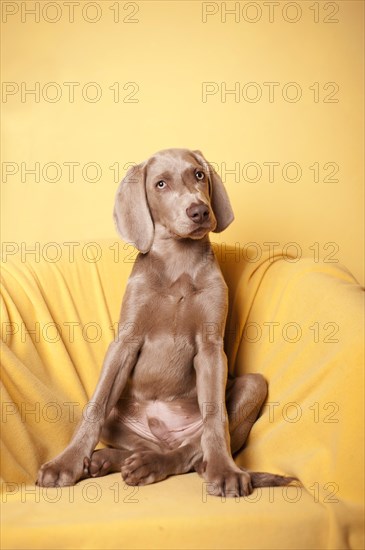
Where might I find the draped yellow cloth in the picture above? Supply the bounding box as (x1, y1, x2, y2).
(1, 241, 364, 549)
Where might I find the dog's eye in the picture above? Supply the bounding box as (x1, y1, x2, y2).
(156, 180, 166, 189)
(195, 170, 205, 181)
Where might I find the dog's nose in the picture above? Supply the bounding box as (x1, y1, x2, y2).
(186, 203, 210, 224)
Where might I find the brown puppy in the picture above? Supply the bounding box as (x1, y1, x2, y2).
(37, 148, 295, 497)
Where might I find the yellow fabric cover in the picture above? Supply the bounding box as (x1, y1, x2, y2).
(1, 240, 364, 549)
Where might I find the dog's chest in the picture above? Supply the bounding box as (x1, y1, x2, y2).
(148, 273, 202, 332)
(166, 273, 198, 303)
(127, 274, 202, 398)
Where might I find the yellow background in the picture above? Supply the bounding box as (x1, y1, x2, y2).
(1, 0, 364, 285)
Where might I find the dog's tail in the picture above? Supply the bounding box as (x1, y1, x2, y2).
(249, 471, 299, 488)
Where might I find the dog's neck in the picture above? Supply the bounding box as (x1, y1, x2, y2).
(147, 223, 214, 282)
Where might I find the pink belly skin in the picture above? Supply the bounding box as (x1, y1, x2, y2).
(117, 398, 203, 449)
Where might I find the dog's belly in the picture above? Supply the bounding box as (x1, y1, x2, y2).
(128, 332, 197, 400)
(104, 397, 203, 450)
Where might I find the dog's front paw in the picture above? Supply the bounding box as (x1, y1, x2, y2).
(36, 455, 88, 487)
(203, 465, 252, 498)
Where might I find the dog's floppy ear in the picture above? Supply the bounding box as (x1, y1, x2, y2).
(192, 150, 234, 232)
(113, 163, 154, 253)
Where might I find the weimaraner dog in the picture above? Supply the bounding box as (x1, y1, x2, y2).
(37, 148, 295, 497)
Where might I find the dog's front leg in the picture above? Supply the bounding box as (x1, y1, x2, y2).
(194, 343, 252, 497)
(36, 339, 139, 487)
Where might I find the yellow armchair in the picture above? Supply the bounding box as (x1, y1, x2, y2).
(1, 240, 364, 549)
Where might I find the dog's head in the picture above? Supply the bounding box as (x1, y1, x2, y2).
(113, 148, 234, 253)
